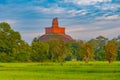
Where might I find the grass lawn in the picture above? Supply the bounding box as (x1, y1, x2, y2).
(0, 61, 120, 80)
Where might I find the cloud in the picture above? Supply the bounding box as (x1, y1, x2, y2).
(35, 6, 88, 18)
(96, 15, 120, 20)
(68, 10, 87, 17)
(67, 27, 86, 32)
(0, 19, 18, 25)
(22, 32, 43, 39)
(68, 26, 120, 40)
(35, 6, 66, 14)
(21, 31, 44, 44)
(64, 0, 112, 6)
(0, 0, 120, 43)
(95, 3, 120, 10)
(99, 27, 120, 36)
(35, 5, 88, 18)
(105, 15, 120, 20)
(67, 26, 100, 33)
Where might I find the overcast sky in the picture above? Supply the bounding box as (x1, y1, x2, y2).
(0, 0, 120, 43)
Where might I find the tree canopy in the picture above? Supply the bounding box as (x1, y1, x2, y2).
(0, 22, 120, 63)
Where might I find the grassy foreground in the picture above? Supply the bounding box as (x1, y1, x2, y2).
(0, 61, 120, 80)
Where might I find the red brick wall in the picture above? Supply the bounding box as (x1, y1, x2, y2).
(45, 27, 65, 34)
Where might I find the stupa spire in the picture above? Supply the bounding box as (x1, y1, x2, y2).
(45, 17, 65, 34)
(52, 17, 59, 28)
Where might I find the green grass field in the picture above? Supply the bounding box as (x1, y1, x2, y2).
(0, 61, 120, 80)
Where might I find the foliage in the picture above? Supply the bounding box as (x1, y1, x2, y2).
(47, 39, 69, 62)
(12, 41, 31, 62)
(0, 52, 11, 62)
(89, 36, 108, 60)
(105, 40, 117, 64)
(0, 22, 30, 62)
(31, 38, 49, 62)
(79, 42, 94, 63)
(1, 22, 120, 63)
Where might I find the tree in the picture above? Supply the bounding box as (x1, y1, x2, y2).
(89, 36, 108, 60)
(31, 39, 49, 62)
(0, 22, 13, 54)
(0, 22, 25, 62)
(12, 41, 31, 62)
(47, 39, 68, 62)
(75, 40, 84, 61)
(0, 52, 11, 62)
(113, 35, 120, 60)
(105, 40, 117, 64)
(79, 42, 94, 63)
(0, 22, 29, 62)
(67, 41, 79, 61)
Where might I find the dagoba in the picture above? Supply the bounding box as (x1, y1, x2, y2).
(45, 18, 65, 34)
(39, 17, 73, 42)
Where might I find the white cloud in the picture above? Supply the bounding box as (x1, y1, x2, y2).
(67, 27, 86, 32)
(0, 19, 18, 25)
(22, 32, 43, 38)
(35, 6, 88, 17)
(68, 10, 87, 17)
(21, 31, 44, 43)
(68, 26, 120, 40)
(95, 4, 120, 10)
(67, 26, 100, 32)
(64, 0, 111, 5)
(105, 15, 119, 20)
(35, 6, 66, 14)
(99, 27, 120, 36)
(96, 15, 120, 20)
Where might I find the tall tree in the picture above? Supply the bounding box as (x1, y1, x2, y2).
(47, 39, 68, 62)
(114, 35, 120, 60)
(31, 39, 49, 62)
(105, 40, 117, 64)
(12, 41, 31, 62)
(66, 41, 79, 61)
(0, 22, 24, 62)
(79, 42, 94, 63)
(89, 36, 108, 60)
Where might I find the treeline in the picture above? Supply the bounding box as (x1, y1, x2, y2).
(0, 22, 120, 63)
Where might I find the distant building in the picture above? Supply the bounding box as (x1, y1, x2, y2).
(39, 17, 73, 41)
(45, 17, 65, 34)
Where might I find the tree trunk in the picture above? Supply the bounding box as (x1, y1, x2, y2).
(85, 59, 89, 63)
(109, 60, 112, 64)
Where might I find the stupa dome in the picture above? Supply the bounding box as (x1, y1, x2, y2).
(39, 17, 73, 42)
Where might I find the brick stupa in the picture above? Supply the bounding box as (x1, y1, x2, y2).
(39, 17, 73, 41)
(45, 18, 65, 34)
